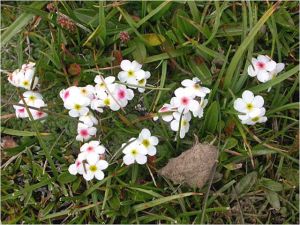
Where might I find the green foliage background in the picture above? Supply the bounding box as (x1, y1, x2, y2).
(1, 1, 299, 224)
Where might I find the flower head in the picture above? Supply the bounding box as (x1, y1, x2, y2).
(171, 87, 199, 114)
(234, 90, 264, 117)
(79, 111, 98, 127)
(181, 77, 210, 98)
(170, 111, 192, 139)
(68, 158, 84, 175)
(153, 103, 176, 122)
(82, 157, 108, 181)
(118, 60, 145, 86)
(64, 95, 90, 117)
(122, 140, 147, 165)
(238, 107, 268, 125)
(137, 128, 159, 156)
(76, 123, 97, 142)
(78, 140, 106, 162)
(112, 84, 134, 107)
(137, 71, 151, 93)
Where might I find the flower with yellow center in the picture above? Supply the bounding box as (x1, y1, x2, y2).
(82, 157, 108, 181)
(122, 140, 147, 165)
(137, 128, 159, 156)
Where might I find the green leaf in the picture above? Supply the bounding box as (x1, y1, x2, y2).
(265, 190, 281, 210)
(223, 2, 279, 89)
(129, 40, 147, 63)
(223, 137, 238, 150)
(1, 1, 46, 48)
(203, 101, 220, 133)
(234, 171, 257, 195)
(57, 172, 77, 184)
(260, 178, 283, 192)
(0, 127, 50, 137)
(133, 192, 201, 212)
(142, 33, 166, 46)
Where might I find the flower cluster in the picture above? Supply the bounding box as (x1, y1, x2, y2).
(247, 55, 285, 83)
(122, 129, 159, 165)
(68, 141, 108, 181)
(234, 90, 267, 125)
(13, 91, 48, 120)
(118, 60, 151, 93)
(7, 62, 48, 121)
(154, 77, 210, 138)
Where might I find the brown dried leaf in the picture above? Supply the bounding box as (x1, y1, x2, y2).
(158, 142, 218, 188)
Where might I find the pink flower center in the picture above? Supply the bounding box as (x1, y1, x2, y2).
(18, 108, 25, 113)
(76, 161, 81, 167)
(64, 90, 70, 99)
(87, 146, 94, 152)
(257, 62, 265, 70)
(118, 89, 126, 99)
(36, 111, 44, 117)
(181, 97, 189, 105)
(80, 129, 89, 137)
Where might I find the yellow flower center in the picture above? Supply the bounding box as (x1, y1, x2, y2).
(252, 117, 259, 122)
(142, 139, 150, 147)
(29, 96, 36, 101)
(74, 104, 81, 110)
(81, 89, 87, 94)
(128, 70, 134, 77)
(104, 98, 110, 106)
(138, 79, 145, 85)
(246, 103, 253, 110)
(131, 149, 138, 156)
(22, 80, 29, 86)
(194, 84, 201, 89)
(89, 165, 97, 172)
(181, 120, 187, 126)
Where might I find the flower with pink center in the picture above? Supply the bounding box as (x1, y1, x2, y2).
(171, 87, 199, 114)
(13, 102, 28, 118)
(76, 122, 97, 142)
(113, 84, 134, 107)
(247, 55, 277, 81)
(59, 86, 81, 102)
(153, 103, 176, 122)
(30, 109, 48, 121)
(78, 140, 106, 162)
(68, 158, 84, 175)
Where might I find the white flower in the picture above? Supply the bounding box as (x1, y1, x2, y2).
(76, 123, 97, 142)
(234, 90, 264, 117)
(8, 62, 38, 90)
(181, 77, 210, 98)
(191, 98, 208, 118)
(171, 87, 199, 113)
(23, 91, 45, 107)
(137, 128, 159, 156)
(112, 84, 134, 107)
(137, 71, 151, 93)
(97, 92, 120, 111)
(59, 86, 80, 102)
(238, 107, 268, 125)
(79, 111, 98, 127)
(118, 60, 145, 86)
(170, 111, 192, 139)
(64, 95, 90, 117)
(122, 140, 147, 165)
(247, 55, 277, 82)
(68, 158, 84, 175)
(78, 140, 106, 162)
(29, 109, 48, 120)
(82, 157, 108, 181)
(153, 103, 176, 122)
(90, 98, 104, 113)
(94, 75, 116, 96)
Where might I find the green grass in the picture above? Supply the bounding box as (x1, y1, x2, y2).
(1, 1, 299, 224)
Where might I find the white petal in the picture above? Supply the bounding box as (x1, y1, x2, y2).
(257, 55, 269, 63)
(86, 152, 99, 163)
(170, 120, 179, 131)
(147, 146, 157, 156)
(188, 100, 200, 112)
(97, 160, 108, 170)
(123, 154, 134, 165)
(69, 110, 79, 117)
(94, 170, 105, 180)
(135, 154, 147, 164)
(247, 65, 257, 77)
(276, 63, 285, 73)
(257, 70, 271, 83)
(120, 60, 132, 71)
(181, 79, 194, 87)
(265, 60, 277, 71)
(83, 171, 94, 181)
(105, 76, 115, 84)
(242, 90, 254, 103)
(252, 96, 264, 108)
(140, 128, 151, 138)
(68, 164, 78, 175)
(162, 114, 173, 122)
(149, 136, 159, 145)
(234, 98, 246, 112)
(132, 60, 142, 70)
(88, 127, 97, 135)
(135, 70, 146, 80)
(118, 71, 128, 82)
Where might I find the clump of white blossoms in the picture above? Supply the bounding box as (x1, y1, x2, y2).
(13, 91, 48, 120)
(234, 90, 267, 125)
(153, 77, 210, 139)
(247, 55, 285, 83)
(122, 128, 159, 165)
(68, 140, 109, 181)
(6, 62, 48, 121)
